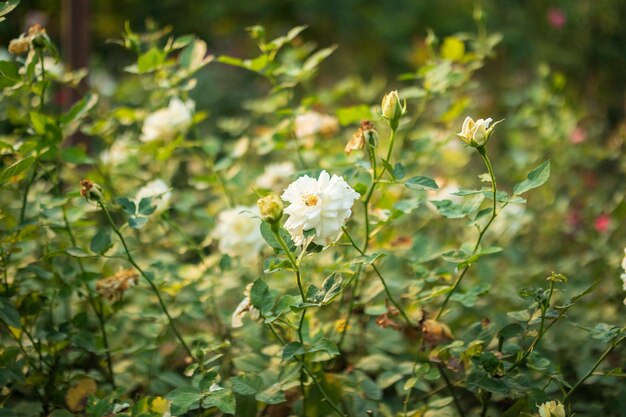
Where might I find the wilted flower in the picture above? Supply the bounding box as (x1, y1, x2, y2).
(281, 170, 360, 246)
(80, 179, 103, 202)
(96, 269, 139, 301)
(345, 120, 377, 155)
(457, 116, 500, 147)
(232, 283, 260, 328)
(213, 206, 264, 261)
(294, 111, 339, 139)
(140, 98, 193, 142)
(538, 400, 566, 417)
(255, 162, 295, 190)
(135, 179, 171, 215)
(422, 319, 454, 346)
(257, 194, 283, 224)
(8, 24, 46, 55)
(381, 91, 406, 129)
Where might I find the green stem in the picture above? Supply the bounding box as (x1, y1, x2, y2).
(62, 207, 116, 387)
(37, 48, 46, 112)
(437, 364, 466, 417)
(508, 281, 555, 372)
(342, 227, 413, 328)
(564, 335, 625, 402)
(19, 170, 37, 224)
(436, 147, 498, 319)
(97, 201, 193, 359)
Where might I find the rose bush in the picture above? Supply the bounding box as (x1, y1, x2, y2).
(0, 3, 624, 417)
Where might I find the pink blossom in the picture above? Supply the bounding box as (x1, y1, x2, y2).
(594, 214, 611, 233)
(569, 126, 587, 144)
(547, 8, 566, 29)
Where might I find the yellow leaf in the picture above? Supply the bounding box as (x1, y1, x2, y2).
(440, 37, 465, 61)
(66, 378, 97, 412)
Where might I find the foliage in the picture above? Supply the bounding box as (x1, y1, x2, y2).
(0, 3, 625, 417)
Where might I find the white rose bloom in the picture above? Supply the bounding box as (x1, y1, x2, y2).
(140, 98, 193, 142)
(538, 401, 566, 417)
(213, 206, 264, 261)
(255, 162, 295, 190)
(282, 170, 360, 246)
(101, 139, 131, 166)
(294, 111, 338, 139)
(135, 179, 171, 215)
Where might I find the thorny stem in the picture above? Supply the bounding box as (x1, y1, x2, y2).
(564, 335, 626, 402)
(97, 201, 193, 359)
(436, 146, 498, 319)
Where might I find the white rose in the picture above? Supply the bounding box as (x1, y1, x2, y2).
(213, 206, 264, 261)
(281, 170, 360, 246)
(135, 179, 171, 215)
(140, 98, 193, 142)
(101, 139, 131, 166)
(538, 401, 566, 417)
(294, 111, 338, 139)
(255, 162, 295, 190)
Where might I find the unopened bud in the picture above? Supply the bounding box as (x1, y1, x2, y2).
(537, 401, 566, 417)
(381, 90, 406, 130)
(457, 116, 501, 148)
(80, 179, 103, 202)
(257, 194, 283, 224)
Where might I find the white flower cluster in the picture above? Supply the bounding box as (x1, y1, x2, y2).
(141, 98, 193, 143)
(135, 179, 172, 215)
(213, 206, 264, 262)
(282, 170, 360, 246)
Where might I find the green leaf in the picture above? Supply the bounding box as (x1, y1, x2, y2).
(137, 47, 164, 73)
(0, 60, 20, 87)
(231, 374, 263, 396)
(282, 342, 305, 361)
(115, 197, 136, 215)
(467, 371, 510, 395)
(354, 253, 386, 266)
(590, 323, 621, 343)
(0, 297, 21, 328)
(513, 160, 550, 195)
(61, 147, 95, 164)
(405, 176, 438, 191)
(0, 156, 34, 186)
(202, 388, 235, 414)
(90, 227, 112, 254)
(128, 216, 148, 229)
(260, 222, 295, 253)
(263, 256, 291, 273)
(61, 92, 98, 125)
(0, 0, 19, 19)
(392, 163, 406, 180)
(308, 338, 340, 359)
(250, 278, 274, 315)
(336, 105, 373, 126)
(432, 196, 483, 219)
(166, 386, 202, 415)
(179, 39, 212, 72)
(137, 197, 156, 216)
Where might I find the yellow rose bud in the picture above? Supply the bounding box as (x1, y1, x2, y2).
(381, 90, 406, 130)
(257, 194, 283, 224)
(538, 401, 566, 417)
(457, 116, 500, 148)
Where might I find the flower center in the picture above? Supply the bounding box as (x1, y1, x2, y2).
(303, 193, 319, 207)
